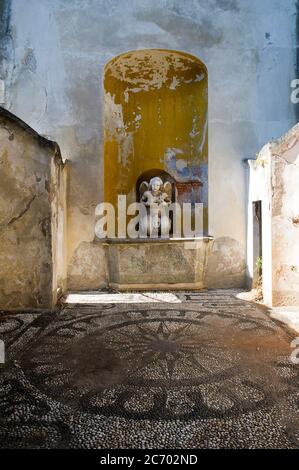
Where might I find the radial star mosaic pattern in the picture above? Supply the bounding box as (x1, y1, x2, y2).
(0, 291, 298, 448)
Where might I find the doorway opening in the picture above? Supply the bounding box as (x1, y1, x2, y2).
(252, 201, 262, 289)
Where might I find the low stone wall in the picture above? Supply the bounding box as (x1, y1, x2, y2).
(104, 238, 211, 290)
(0, 107, 66, 310)
(67, 237, 246, 291)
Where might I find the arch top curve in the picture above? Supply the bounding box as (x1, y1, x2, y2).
(104, 49, 207, 93)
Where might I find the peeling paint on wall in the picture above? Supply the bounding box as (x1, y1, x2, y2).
(104, 49, 208, 229)
(2, 0, 296, 290)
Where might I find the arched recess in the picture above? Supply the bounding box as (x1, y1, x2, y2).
(103, 49, 208, 232)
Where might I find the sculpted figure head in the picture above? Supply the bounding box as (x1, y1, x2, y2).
(149, 176, 163, 193)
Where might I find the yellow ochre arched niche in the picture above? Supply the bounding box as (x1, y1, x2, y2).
(103, 49, 208, 231)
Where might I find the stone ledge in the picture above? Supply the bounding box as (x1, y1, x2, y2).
(95, 236, 213, 245)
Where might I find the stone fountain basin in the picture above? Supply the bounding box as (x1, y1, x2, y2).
(98, 237, 213, 290)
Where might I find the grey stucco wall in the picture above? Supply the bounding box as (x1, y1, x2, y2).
(1, 0, 298, 288)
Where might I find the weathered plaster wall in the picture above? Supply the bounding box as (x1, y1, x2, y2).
(51, 150, 68, 300)
(271, 124, 299, 306)
(248, 123, 299, 307)
(1, 0, 297, 289)
(0, 0, 13, 105)
(246, 145, 273, 305)
(0, 108, 65, 310)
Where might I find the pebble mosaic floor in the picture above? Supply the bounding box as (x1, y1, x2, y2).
(0, 290, 298, 449)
